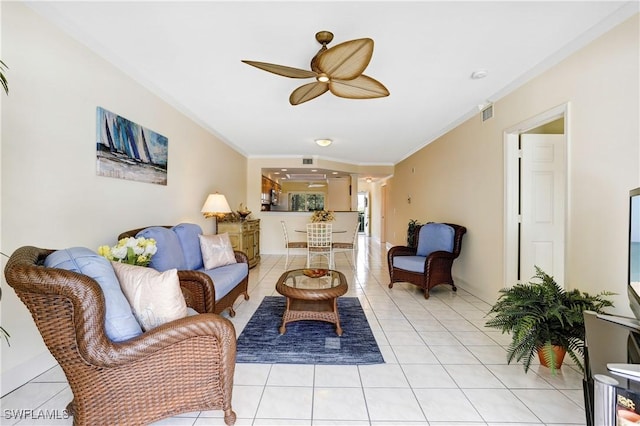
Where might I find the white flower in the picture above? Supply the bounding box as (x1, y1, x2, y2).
(125, 237, 139, 248)
(143, 244, 157, 256)
(111, 246, 128, 261)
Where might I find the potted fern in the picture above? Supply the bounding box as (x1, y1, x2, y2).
(485, 266, 614, 374)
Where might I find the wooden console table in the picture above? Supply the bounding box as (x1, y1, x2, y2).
(218, 219, 260, 268)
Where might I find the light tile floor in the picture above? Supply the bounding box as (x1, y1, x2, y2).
(1, 236, 588, 425)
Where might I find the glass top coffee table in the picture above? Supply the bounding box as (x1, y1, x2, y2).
(275, 268, 348, 336)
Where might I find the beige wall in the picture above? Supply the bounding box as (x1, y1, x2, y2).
(387, 14, 639, 312)
(0, 3, 247, 392)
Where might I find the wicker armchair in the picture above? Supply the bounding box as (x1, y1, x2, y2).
(4, 246, 237, 426)
(388, 223, 466, 299)
(119, 226, 249, 316)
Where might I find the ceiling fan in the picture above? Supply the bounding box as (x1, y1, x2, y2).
(242, 31, 389, 105)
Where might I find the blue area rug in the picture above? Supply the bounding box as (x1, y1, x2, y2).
(236, 296, 384, 365)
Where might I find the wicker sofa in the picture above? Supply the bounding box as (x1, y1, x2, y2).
(4, 245, 237, 425)
(119, 224, 249, 317)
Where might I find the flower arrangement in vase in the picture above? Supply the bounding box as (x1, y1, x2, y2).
(311, 210, 335, 222)
(98, 236, 157, 267)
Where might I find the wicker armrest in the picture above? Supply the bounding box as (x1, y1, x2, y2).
(234, 250, 249, 265)
(388, 245, 417, 258)
(427, 250, 457, 260)
(177, 270, 216, 313)
(83, 313, 236, 367)
(181, 286, 195, 309)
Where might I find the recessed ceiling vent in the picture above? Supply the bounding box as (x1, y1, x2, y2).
(481, 104, 493, 122)
(302, 158, 313, 165)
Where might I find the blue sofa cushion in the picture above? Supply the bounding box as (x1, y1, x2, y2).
(393, 256, 427, 273)
(44, 247, 143, 342)
(416, 223, 455, 257)
(137, 226, 186, 272)
(172, 223, 204, 270)
(201, 263, 248, 302)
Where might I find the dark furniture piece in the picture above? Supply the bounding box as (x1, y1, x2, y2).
(4, 246, 237, 425)
(387, 222, 466, 299)
(119, 226, 249, 316)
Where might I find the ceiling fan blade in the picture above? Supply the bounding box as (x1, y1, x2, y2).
(289, 82, 329, 105)
(316, 38, 374, 80)
(329, 75, 390, 99)
(242, 60, 317, 79)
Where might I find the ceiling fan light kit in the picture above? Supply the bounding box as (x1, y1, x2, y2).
(242, 31, 389, 105)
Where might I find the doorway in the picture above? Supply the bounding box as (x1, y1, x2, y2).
(357, 192, 370, 235)
(504, 103, 569, 287)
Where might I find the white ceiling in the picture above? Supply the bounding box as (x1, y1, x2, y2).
(27, 1, 637, 166)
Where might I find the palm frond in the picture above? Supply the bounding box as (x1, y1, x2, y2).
(0, 59, 8, 95)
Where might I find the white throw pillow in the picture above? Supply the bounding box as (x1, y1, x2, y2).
(111, 262, 187, 331)
(199, 233, 237, 270)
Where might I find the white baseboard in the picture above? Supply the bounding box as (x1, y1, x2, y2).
(1, 352, 57, 397)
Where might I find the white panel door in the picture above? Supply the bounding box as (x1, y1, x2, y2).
(520, 134, 565, 285)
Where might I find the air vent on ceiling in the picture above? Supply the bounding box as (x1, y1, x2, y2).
(481, 104, 493, 122)
(302, 158, 313, 165)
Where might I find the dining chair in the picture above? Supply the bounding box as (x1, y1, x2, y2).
(281, 220, 307, 268)
(332, 220, 360, 265)
(306, 222, 333, 269)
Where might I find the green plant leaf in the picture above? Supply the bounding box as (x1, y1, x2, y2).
(485, 266, 615, 374)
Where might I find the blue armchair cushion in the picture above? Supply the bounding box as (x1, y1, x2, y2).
(416, 223, 455, 257)
(393, 256, 428, 273)
(44, 247, 143, 342)
(137, 226, 186, 272)
(200, 262, 249, 302)
(172, 223, 204, 270)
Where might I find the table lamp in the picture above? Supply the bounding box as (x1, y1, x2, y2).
(201, 193, 232, 220)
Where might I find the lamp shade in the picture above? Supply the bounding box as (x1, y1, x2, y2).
(201, 193, 231, 218)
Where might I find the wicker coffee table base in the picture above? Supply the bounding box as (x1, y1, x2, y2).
(279, 298, 343, 336)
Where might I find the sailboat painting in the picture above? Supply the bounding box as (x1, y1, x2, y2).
(96, 107, 168, 185)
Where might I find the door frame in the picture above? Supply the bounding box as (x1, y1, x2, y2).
(381, 184, 387, 243)
(503, 102, 570, 286)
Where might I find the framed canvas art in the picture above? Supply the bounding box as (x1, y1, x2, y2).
(96, 107, 168, 185)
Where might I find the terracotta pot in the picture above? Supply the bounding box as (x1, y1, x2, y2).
(537, 345, 567, 369)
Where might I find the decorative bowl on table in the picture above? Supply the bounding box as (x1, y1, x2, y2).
(303, 268, 328, 278)
(237, 210, 251, 220)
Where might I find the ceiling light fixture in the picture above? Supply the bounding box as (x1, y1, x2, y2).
(470, 69, 488, 80)
(315, 138, 332, 147)
(366, 177, 372, 183)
